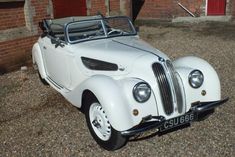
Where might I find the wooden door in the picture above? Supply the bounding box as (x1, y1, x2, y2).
(53, 0, 87, 18)
(207, 0, 226, 15)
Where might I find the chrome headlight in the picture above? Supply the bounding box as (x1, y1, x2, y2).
(189, 70, 204, 88)
(133, 82, 151, 103)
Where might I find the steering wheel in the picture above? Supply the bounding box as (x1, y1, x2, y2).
(107, 29, 123, 35)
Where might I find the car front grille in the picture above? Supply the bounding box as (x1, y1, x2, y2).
(152, 61, 184, 115)
(165, 60, 183, 113)
(152, 62, 174, 115)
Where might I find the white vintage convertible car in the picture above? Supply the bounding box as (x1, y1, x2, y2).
(32, 15, 228, 150)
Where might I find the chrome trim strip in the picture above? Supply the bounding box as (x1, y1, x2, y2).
(46, 76, 63, 89)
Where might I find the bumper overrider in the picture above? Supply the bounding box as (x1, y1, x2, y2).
(121, 98, 229, 136)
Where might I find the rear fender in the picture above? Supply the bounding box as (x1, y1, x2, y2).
(32, 42, 47, 79)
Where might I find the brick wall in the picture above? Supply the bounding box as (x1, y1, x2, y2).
(88, 0, 107, 16)
(136, 0, 204, 19)
(0, 0, 52, 74)
(233, 0, 235, 18)
(86, 0, 130, 17)
(31, 0, 51, 23)
(0, 36, 38, 73)
(110, 0, 120, 12)
(0, 2, 25, 30)
(110, 0, 120, 15)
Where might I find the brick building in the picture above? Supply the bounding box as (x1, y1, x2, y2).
(0, 0, 234, 74)
(0, 0, 52, 74)
(133, 0, 234, 20)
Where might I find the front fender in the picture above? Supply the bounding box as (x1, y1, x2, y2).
(173, 56, 221, 111)
(65, 75, 136, 131)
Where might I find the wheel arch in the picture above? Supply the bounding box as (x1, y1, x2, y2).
(82, 89, 127, 150)
(80, 89, 95, 113)
(65, 75, 135, 131)
(173, 56, 221, 111)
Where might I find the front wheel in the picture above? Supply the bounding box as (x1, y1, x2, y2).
(84, 96, 127, 150)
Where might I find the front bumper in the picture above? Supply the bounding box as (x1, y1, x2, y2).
(121, 98, 229, 136)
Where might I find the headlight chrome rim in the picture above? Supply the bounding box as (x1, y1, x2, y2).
(188, 70, 204, 88)
(133, 82, 151, 103)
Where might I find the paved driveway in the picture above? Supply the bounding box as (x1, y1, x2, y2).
(0, 22, 234, 156)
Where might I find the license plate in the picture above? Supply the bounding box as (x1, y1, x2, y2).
(160, 112, 195, 132)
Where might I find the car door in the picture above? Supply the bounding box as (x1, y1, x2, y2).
(39, 37, 71, 89)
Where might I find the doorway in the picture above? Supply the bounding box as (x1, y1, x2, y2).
(53, 0, 87, 18)
(207, 0, 226, 15)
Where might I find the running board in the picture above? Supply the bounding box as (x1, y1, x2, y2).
(46, 77, 70, 93)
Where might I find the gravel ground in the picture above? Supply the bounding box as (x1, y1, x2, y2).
(0, 22, 234, 156)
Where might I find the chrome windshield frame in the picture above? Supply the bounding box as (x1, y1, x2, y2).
(64, 16, 137, 44)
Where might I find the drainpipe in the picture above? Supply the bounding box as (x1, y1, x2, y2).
(177, 2, 196, 17)
(105, 0, 110, 16)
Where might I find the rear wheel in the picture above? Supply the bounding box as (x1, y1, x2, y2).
(84, 95, 127, 150)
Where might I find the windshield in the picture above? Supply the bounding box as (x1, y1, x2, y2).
(66, 16, 136, 43)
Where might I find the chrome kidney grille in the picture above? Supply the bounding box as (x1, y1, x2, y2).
(152, 62, 174, 115)
(152, 61, 184, 115)
(165, 60, 184, 113)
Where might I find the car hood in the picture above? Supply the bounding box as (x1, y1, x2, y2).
(70, 36, 169, 75)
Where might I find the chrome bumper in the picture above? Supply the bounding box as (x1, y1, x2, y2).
(121, 98, 229, 136)
(121, 116, 165, 136)
(191, 97, 229, 112)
